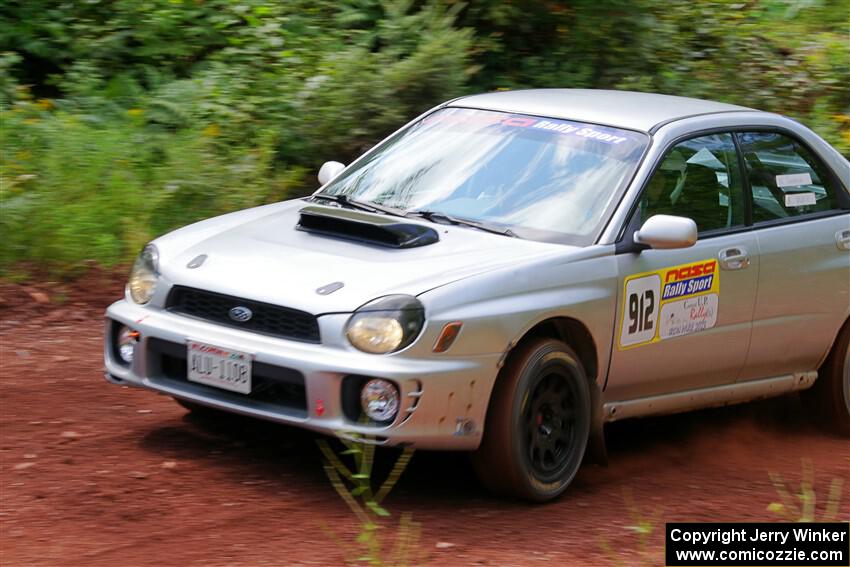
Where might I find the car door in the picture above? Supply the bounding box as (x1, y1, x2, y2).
(735, 130, 850, 381)
(606, 132, 760, 401)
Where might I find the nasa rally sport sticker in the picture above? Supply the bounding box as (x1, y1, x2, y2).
(618, 259, 720, 349)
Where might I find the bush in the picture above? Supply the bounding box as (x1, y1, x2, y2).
(0, 1, 472, 275)
(1, 0, 847, 277)
(0, 93, 302, 274)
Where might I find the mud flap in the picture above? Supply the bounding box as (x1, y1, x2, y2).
(584, 379, 608, 465)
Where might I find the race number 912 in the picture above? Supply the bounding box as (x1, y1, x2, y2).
(629, 290, 654, 333)
(620, 274, 660, 347)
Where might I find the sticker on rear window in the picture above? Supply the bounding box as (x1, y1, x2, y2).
(618, 259, 720, 349)
(776, 172, 812, 187)
(784, 192, 817, 207)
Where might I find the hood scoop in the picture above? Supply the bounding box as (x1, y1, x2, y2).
(297, 205, 439, 249)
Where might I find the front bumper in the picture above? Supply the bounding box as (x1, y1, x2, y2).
(104, 300, 500, 450)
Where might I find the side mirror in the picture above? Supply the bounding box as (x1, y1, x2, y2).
(318, 161, 346, 185)
(634, 215, 697, 250)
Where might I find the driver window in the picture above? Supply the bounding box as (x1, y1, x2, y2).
(640, 133, 746, 233)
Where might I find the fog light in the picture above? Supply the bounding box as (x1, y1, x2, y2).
(360, 379, 399, 423)
(116, 326, 138, 364)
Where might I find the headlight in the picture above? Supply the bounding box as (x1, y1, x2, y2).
(128, 244, 159, 304)
(345, 295, 425, 354)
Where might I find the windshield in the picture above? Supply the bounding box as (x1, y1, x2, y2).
(319, 108, 648, 244)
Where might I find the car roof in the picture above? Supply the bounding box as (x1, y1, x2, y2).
(448, 89, 754, 133)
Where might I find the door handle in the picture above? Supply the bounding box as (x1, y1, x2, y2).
(836, 229, 850, 251)
(718, 246, 750, 270)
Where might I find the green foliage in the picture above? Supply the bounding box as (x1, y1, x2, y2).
(767, 459, 846, 522)
(615, 0, 850, 153)
(0, 1, 471, 275)
(597, 487, 665, 566)
(317, 435, 420, 566)
(0, 92, 302, 275)
(1, 0, 848, 276)
(454, 0, 655, 89)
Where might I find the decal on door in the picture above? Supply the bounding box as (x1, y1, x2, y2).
(618, 259, 720, 349)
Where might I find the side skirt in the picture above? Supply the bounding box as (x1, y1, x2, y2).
(603, 371, 818, 422)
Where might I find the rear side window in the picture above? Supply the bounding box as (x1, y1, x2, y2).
(737, 132, 840, 222)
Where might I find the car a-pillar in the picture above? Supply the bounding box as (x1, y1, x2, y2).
(472, 317, 605, 501)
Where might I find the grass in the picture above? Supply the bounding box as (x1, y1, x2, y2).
(767, 458, 846, 522)
(317, 434, 420, 566)
(597, 487, 665, 567)
(596, 459, 847, 565)
(1, 93, 308, 278)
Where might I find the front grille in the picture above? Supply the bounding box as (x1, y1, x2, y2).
(148, 338, 308, 416)
(167, 286, 320, 343)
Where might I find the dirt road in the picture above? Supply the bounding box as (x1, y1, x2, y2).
(1, 281, 848, 566)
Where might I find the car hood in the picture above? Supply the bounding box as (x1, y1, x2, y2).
(156, 199, 570, 314)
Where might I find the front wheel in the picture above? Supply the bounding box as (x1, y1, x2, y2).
(802, 321, 850, 436)
(472, 338, 591, 502)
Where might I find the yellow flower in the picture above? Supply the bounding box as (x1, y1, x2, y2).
(203, 123, 221, 137)
(127, 108, 144, 117)
(36, 98, 54, 110)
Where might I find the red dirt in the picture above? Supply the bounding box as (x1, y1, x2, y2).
(1, 278, 848, 566)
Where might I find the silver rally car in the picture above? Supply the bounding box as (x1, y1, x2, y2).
(104, 89, 850, 501)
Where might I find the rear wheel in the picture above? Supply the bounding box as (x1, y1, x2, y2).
(472, 338, 591, 502)
(802, 321, 850, 436)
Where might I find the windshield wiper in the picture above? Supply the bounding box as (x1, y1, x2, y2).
(311, 196, 517, 237)
(311, 193, 409, 218)
(408, 210, 517, 238)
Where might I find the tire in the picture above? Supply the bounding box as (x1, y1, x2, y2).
(801, 321, 850, 437)
(472, 338, 592, 502)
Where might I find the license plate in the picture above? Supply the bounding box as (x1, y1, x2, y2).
(187, 341, 252, 394)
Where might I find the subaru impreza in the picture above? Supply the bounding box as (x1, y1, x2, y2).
(104, 89, 850, 501)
